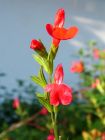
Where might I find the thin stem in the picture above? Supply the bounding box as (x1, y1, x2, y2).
(0, 113, 39, 138)
(51, 112, 59, 140)
(48, 74, 52, 83)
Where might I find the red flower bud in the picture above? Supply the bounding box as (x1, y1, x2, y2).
(30, 39, 44, 50)
(13, 98, 20, 109)
(39, 107, 48, 115)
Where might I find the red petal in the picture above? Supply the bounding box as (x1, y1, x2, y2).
(45, 84, 60, 106)
(54, 8, 65, 27)
(58, 84, 72, 105)
(52, 26, 78, 40)
(54, 64, 64, 84)
(44, 84, 57, 92)
(46, 24, 54, 36)
(50, 90, 59, 106)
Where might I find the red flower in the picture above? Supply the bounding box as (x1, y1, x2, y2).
(45, 64, 72, 106)
(39, 107, 48, 115)
(46, 8, 65, 47)
(13, 98, 20, 109)
(46, 8, 78, 47)
(101, 132, 105, 140)
(47, 134, 55, 140)
(30, 39, 44, 50)
(91, 78, 100, 89)
(93, 48, 100, 59)
(70, 61, 84, 73)
(49, 129, 54, 134)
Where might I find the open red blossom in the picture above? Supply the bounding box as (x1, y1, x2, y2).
(46, 8, 78, 46)
(30, 39, 44, 50)
(70, 61, 84, 73)
(45, 64, 72, 106)
(46, 8, 65, 47)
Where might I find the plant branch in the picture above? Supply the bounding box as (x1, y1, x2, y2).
(0, 113, 39, 139)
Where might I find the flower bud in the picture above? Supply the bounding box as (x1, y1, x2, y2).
(13, 98, 20, 109)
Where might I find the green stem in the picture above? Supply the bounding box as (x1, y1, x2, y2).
(51, 112, 59, 140)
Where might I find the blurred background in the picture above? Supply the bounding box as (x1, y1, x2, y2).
(0, 0, 105, 140)
(0, 0, 105, 90)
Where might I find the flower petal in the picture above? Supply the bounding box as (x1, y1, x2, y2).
(45, 84, 60, 106)
(46, 24, 54, 36)
(54, 8, 65, 27)
(50, 90, 59, 106)
(44, 84, 57, 92)
(58, 84, 72, 105)
(54, 64, 64, 84)
(52, 26, 78, 40)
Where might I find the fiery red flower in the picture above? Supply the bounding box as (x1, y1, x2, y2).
(47, 134, 55, 140)
(46, 8, 78, 47)
(45, 64, 72, 106)
(30, 39, 44, 50)
(13, 98, 20, 109)
(70, 61, 84, 73)
(39, 107, 48, 115)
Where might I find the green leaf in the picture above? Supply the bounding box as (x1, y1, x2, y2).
(38, 66, 47, 86)
(33, 54, 52, 74)
(31, 75, 45, 87)
(88, 40, 96, 47)
(48, 44, 58, 60)
(36, 93, 52, 113)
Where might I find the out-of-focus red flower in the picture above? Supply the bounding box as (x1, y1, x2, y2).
(46, 8, 78, 47)
(45, 64, 72, 106)
(93, 48, 100, 59)
(101, 132, 105, 140)
(47, 134, 55, 140)
(91, 78, 100, 89)
(30, 39, 44, 50)
(39, 107, 48, 115)
(49, 129, 54, 134)
(13, 98, 20, 109)
(70, 61, 84, 73)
